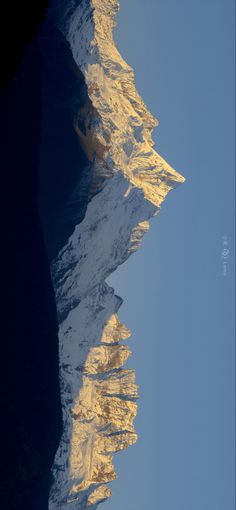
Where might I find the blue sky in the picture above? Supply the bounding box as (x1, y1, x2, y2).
(105, 1, 235, 509)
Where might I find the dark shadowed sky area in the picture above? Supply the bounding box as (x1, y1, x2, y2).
(105, 1, 235, 509)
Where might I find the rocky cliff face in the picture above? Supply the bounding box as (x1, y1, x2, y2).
(48, 1, 185, 508)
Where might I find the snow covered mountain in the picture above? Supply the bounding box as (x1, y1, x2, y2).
(48, 1, 185, 508)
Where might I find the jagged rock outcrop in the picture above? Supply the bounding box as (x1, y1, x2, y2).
(48, 1, 185, 508)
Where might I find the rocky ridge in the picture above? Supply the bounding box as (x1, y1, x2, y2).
(49, 1, 185, 508)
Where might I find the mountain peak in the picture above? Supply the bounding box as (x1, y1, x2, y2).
(49, 1, 185, 508)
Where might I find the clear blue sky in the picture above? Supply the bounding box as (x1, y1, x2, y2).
(105, 1, 235, 510)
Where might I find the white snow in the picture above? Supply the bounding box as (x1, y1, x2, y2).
(49, 0, 185, 508)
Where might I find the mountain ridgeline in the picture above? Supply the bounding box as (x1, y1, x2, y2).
(47, 1, 185, 509)
(0, 1, 184, 509)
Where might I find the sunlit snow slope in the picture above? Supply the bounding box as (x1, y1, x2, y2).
(49, 1, 185, 508)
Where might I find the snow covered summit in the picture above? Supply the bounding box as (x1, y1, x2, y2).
(49, 1, 185, 508)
